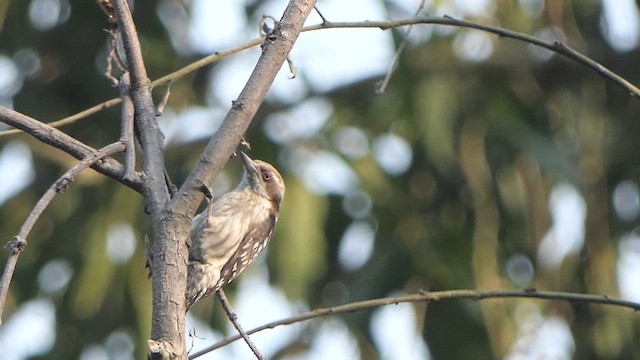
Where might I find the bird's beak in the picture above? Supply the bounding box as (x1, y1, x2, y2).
(240, 152, 259, 179)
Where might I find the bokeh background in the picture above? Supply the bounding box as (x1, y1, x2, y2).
(1, 0, 640, 359)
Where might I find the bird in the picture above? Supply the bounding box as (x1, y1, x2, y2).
(186, 152, 285, 310)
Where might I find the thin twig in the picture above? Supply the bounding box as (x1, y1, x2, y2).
(376, 0, 427, 94)
(0, 237, 25, 326)
(104, 27, 119, 86)
(0, 36, 264, 138)
(314, 16, 640, 97)
(155, 81, 172, 116)
(190, 288, 640, 359)
(0, 141, 126, 323)
(104, 25, 128, 86)
(0, 98, 124, 137)
(119, 73, 136, 181)
(217, 290, 266, 360)
(5, 15, 638, 136)
(313, 6, 329, 25)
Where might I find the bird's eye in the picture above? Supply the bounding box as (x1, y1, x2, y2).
(262, 171, 271, 181)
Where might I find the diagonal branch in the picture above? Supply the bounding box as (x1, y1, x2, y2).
(376, 0, 428, 94)
(0, 98, 123, 137)
(217, 290, 266, 360)
(0, 106, 142, 191)
(170, 0, 318, 219)
(0, 140, 126, 324)
(190, 288, 640, 358)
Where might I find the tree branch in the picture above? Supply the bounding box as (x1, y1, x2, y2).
(190, 288, 640, 358)
(0, 141, 126, 323)
(170, 0, 318, 221)
(0, 106, 142, 191)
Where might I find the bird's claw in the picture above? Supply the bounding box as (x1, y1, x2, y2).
(196, 180, 214, 202)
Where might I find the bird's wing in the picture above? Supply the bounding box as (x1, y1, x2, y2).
(217, 212, 278, 288)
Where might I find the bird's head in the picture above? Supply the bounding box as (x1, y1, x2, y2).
(240, 152, 285, 207)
